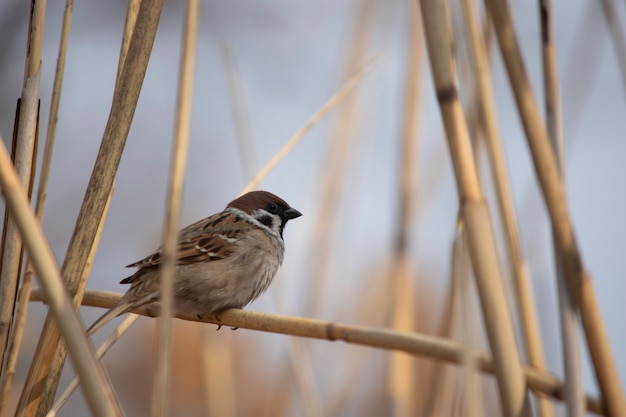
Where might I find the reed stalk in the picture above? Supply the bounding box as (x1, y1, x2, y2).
(0, 0, 45, 375)
(0, 136, 121, 416)
(16, 1, 165, 415)
(388, 6, 422, 417)
(418, 0, 530, 415)
(540, 0, 585, 415)
(484, 0, 626, 415)
(461, 0, 554, 415)
(152, 0, 198, 415)
(30, 288, 608, 415)
(303, 0, 376, 316)
(47, 314, 139, 416)
(0, 0, 74, 412)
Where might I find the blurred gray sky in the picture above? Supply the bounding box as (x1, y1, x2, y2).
(1, 0, 625, 414)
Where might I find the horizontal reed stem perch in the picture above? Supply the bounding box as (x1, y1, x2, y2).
(30, 288, 606, 415)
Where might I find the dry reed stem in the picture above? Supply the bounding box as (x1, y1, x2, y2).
(388, 6, 422, 417)
(0, 0, 46, 375)
(304, 0, 376, 319)
(47, 314, 140, 416)
(461, 1, 554, 416)
(221, 42, 259, 180)
(115, 0, 140, 90)
(388, 259, 417, 417)
(418, 0, 530, 415)
(240, 54, 378, 196)
(201, 331, 239, 417)
(235, 53, 377, 417)
(41, 48, 370, 416)
(540, 1, 585, 415)
(0, 136, 121, 416)
(22, 0, 47, 82)
(286, 338, 324, 417)
(326, 271, 389, 417)
(207, 39, 261, 417)
(422, 222, 463, 417)
(153, 1, 198, 415)
(270, 275, 323, 417)
(0, 0, 75, 411)
(225, 41, 322, 414)
(0, 80, 39, 376)
(16, 1, 165, 414)
(600, 0, 626, 95)
(31, 288, 609, 415)
(484, 1, 626, 415)
(459, 225, 483, 417)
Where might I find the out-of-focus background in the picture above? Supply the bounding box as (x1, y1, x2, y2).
(1, 0, 625, 416)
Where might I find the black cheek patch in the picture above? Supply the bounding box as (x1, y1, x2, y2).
(258, 215, 273, 228)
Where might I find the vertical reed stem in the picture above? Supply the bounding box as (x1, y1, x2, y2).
(418, 0, 530, 415)
(152, 0, 199, 415)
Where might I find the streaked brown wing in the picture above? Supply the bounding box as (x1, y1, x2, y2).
(126, 211, 246, 268)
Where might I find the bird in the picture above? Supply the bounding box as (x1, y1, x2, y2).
(87, 190, 301, 335)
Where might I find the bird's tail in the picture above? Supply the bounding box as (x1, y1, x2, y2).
(86, 302, 133, 336)
(86, 292, 159, 336)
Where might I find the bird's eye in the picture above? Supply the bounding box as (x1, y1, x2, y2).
(267, 202, 279, 213)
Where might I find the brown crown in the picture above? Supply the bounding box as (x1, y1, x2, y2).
(226, 191, 291, 214)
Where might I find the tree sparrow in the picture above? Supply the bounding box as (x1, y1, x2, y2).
(87, 191, 301, 335)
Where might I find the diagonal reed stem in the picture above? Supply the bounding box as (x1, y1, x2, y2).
(460, 1, 554, 416)
(0, 0, 75, 413)
(16, 1, 165, 415)
(0, 0, 45, 377)
(47, 314, 139, 416)
(417, 0, 530, 415)
(0, 135, 122, 416)
(484, 0, 626, 415)
(240, 55, 378, 196)
(539, 0, 585, 415)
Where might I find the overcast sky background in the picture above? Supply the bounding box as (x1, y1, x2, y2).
(1, 0, 625, 415)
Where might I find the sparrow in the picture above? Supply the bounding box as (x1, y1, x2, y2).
(87, 190, 301, 335)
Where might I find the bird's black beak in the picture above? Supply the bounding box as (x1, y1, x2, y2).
(283, 208, 302, 221)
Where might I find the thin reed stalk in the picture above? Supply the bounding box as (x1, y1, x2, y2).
(32, 288, 608, 416)
(271, 283, 324, 417)
(240, 56, 377, 195)
(238, 55, 377, 417)
(417, 0, 530, 415)
(221, 43, 259, 180)
(0, 0, 46, 374)
(459, 224, 483, 417)
(201, 331, 239, 417)
(422, 221, 463, 417)
(484, 0, 626, 415)
(48, 314, 140, 416)
(0, 136, 121, 416)
(326, 272, 389, 417)
(24, 52, 370, 415)
(303, 0, 377, 316)
(16, 1, 165, 415)
(388, 6, 422, 417)
(115, 0, 140, 89)
(461, 1, 554, 416)
(599, 0, 626, 96)
(286, 338, 324, 417)
(153, 1, 198, 415)
(0, 0, 74, 412)
(540, 0, 585, 415)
